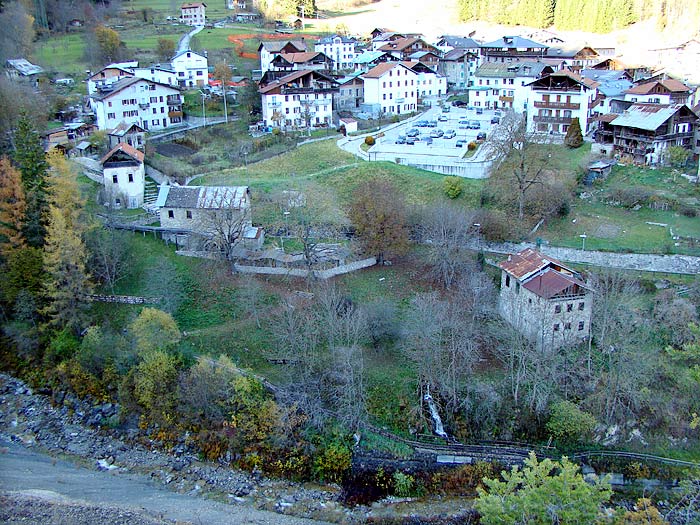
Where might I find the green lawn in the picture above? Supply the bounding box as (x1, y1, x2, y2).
(34, 34, 87, 75)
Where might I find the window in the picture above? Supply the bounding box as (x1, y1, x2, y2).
(566, 303, 573, 312)
(128, 173, 134, 183)
(186, 210, 192, 219)
(578, 302, 585, 311)
(564, 322, 571, 330)
(578, 321, 585, 331)
(554, 304, 561, 313)
(515, 282, 520, 294)
(107, 112, 115, 119)
(167, 210, 174, 218)
(112, 174, 118, 184)
(505, 275, 510, 287)
(553, 323, 560, 332)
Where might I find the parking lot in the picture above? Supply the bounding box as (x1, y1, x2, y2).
(370, 103, 502, 161)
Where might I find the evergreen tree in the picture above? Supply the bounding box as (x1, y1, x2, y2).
(564, 117, 584, 148)
(0, 156, 26, 254)
(13, 113, 48, 247)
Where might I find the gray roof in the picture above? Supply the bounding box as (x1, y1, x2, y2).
(442, 48, 474, 61)
(316, 34, 357, 45)
(436, 36, 481, 49)
(160, 185, 249, 209)
(91, 77, 178, 101)
(474, 61, 551, 78)
(580, 69, 633, 97)
(354, 51, 389, 64)
(6, 59, 44, 76)
(481, 36, 547, 50)
(611, 104, 685, 131)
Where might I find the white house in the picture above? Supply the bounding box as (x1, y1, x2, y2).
(90, 77, 183, 132)
(623, 79, 693, 105)
(362, 62, 419, 116)
(403, 61, 446, 99)
(171, 49, 208, 87)
(314, 34, 358, 71)
(133, 65, 178, 87)
(526, 70, 599, 136)
(259, 69, 338, 129)
(498, 248, 593, 350)
(468, 61, 554, 111)
(100, 142, 145, 209)
(258, 40, 307, 74)
(180, 2, 206, 26)
(87, 64, 136, 96)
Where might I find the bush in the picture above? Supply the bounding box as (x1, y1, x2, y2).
(313, 441, 352, 483)
(546, 400, 597, 445)
(364, 135, 375, 146)
(133, 350, 180, 427)
(44, 328, 80, 365)
(476, 210, 512, 242)
(392, 471, 415, 497)
(608, 187, 652, 208)
(467, 141, 477, 151)
(679, 206, 697, 218)
(443, 176, 463, 199)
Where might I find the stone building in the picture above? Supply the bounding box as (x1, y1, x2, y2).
(156, 185, 263, 253)
(498, 248, 593, 350)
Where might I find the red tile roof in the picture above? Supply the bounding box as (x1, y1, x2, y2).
(100, 141, 144, 165)
(498, 248, 570, 280)
(363, 62, 403, 78)
(625, 79, 691, 95)
(522, 268, 587, 299)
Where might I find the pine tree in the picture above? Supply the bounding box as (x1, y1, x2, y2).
(564, 117, 584, 148)
(0, 156, 26, 255)
(13, 113, 48, 247)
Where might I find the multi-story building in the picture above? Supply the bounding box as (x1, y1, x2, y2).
(439, 48, 479, 91)
(90, 77, 183, 132)
(180, 2, 206, 26)
(87, 63, 136, 96)
(468, 61, 553, 111)
(259, 69, 338, 129)
(334, 72, 364, 110)
(623, 79, 693, 105)
(403, 61, 446, 99)
(498, 248, 593, 350)
(314, 34, 358, 71)
(378, 37, 440, 61)
(258, 40, 307, 74)
(433, 35, 481, 55)
(269, 52, 333, 73)
(580, 69, 632, 116)
(361, 62, 419, 116)
(171, 49, 208, 88)
(100, 142, 145, 209)
(544, 46, 600, 71)
(133, 64, 178, 87)
(526, 70, 599, 135)
(609, 103, 697, 164)
(353, 50, 395, 72)
(480, 36, 548, 63)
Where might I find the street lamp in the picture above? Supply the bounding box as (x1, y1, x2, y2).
(198, 89, 207, 127)
(580, 232, 587, 251)
(281, 211, 290, 251)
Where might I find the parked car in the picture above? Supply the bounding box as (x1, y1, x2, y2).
(470, 121, 481, 129)
(491, 116, 500, 124)
(438, 115, 448, 122)
(430, 129, 444, 138)
(427, 120, 437, 127)
(458, 119, 469, 129)
(395, 135, 406, 144)
(442, 105, 451, 113)
(416, 120, 429, 127)
(443, 129, 456, 139)
(452, 100, 467, 108)
(405, 137, 416, 145)
(476, 131, 487, 141)
(406, 128, 420, 137)
(421, 135, 433, 145)
(455, 140, 467, 147)
(476, 107, 483, 114)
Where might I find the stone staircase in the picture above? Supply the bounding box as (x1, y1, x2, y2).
(142, 178, 160, 213)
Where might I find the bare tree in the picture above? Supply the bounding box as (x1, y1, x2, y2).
(85, 225, 133, 294)
(203, 208, 248, 261)
(420, 204, 479, 289)
(484, 112, 550, 220)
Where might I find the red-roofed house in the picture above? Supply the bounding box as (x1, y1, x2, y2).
(526, 70, 599, 136)
(361, 62, 418, 116)
(498, 248, 592, 349)
(181, 2, 206, 26)
(623, 79, 693, 105)
(101, 142, 146, 209)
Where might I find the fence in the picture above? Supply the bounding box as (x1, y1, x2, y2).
(233, 257, 377, 279)
(84, 294, 161, 305)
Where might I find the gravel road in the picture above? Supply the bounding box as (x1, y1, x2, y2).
(0, 443, 332, 525)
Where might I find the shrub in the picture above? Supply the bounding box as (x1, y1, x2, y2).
(564, 117, 584, 148)
(443, 176, 464, 199)
(679, 206, 697, 218)
(467, 141, 477, 151)
(608, 187, 652, 208)
(392, 471, 415, 497)
(476, 210, 512, 242)
(546, 400, 597, 445)
(44, 328, 80, 365)
(313, 441, 352, 483)
(130, 308, 180, 356)
(364, 135, 375, 146)
(133, 350, 180, 427)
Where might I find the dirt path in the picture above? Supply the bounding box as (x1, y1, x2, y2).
(0, 443, 332, 525)
(228, 33, 293, 59)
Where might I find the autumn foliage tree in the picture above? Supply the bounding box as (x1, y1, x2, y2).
(0, 156, 26, 254)
(564, 117, 584, 148)
(348, 178, 410, 263)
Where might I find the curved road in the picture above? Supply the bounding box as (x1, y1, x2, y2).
(177, 25, 204, 54)
(0, 443, 331, 525)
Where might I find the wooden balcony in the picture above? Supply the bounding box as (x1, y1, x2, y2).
(499, 96, 514, 102)
(532, 115, 573, 124)
(533, 101, 580, 110)
(168, 111, 183, 118)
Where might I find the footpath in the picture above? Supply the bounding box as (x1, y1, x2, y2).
(467, 239, 700, 275)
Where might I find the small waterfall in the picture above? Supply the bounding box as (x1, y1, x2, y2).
(423, 388, 448, 438)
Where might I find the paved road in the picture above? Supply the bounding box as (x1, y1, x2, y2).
(0, 444, 331, 525)
(177, 25, 204, 54)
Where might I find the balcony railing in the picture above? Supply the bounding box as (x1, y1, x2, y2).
(499, 96, 514, 102)
(616, 130, 692, 142)
(166, 96, 181, 104)
(532, 115, 573, 124)
(533, 101, 580, 110)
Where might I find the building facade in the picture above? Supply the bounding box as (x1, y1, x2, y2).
(314, 34, 358, 71)
(480, 36, 548, 63)
(180, 2, 206, 25)
(469, 61, 553, 111)
(101, 142, 145, 209)
(362, 62, 419, 115)
(171, 50, 208, 87)
(498, 248, 593, 350)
